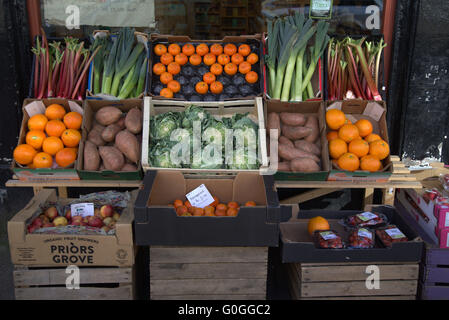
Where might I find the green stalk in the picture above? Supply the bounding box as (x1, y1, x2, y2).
(118, 53, 145, 99)
(265, 19, 280, 96)
(119, 65, 136, 97)
(135, 57, 148, 98)
(294, 48, 305, 101)
(102, 35, 119, 95)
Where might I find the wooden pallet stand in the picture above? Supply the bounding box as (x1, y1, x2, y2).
(13, 265, 134, 300)
(287, 262, 419, 300)
(149, 246, 268, 300)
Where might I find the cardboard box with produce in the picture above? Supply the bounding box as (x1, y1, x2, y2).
(134, 171, 281, 246)
(141, 97, 268, 173)
(148, 33, 265, 101)
(325, 100, 392, 182)
(8, 189, 136, 267)
(265, 100, 330, 181)
(77, 99, 143, 180)
(87, 28, 149, 100)
(12, 99, 83, 181)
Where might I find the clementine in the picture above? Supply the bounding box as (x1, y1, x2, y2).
(245, 71, 258, 84)
(167, 80, 181, 93)
(160, 88, 174, 98)
(45, 104, 66, 120)
(224, 63, 237, 76)
(329, 138, 348, 160)
(33, 152, 53, 169)
(338, 124, 360, 143)
(153, 63, 166, 76)
(203, 53, 216, 66)
(189, 54, 202, 66)
(42, 136, 64, 156)
(238, 61, 252, 74)
(355, 119, 373, 138)
(326, 131, 339, 141)
(210, 63, 223, 76)
(154, 44, 167, 56)
(168, 43, 181, 56)
(167, 62, 181, 75)
(28, 114, 48, 131)
(308, 216, 330, 235)
(160, 53, 174, 65)
(226, 208, 239, 217)
(231, 53, 244, 65)
(246, 53, 259, 65)
(348, 139, 369, 158)
(13, 144, 37, 165)
(196, 43, 209, 56)
(338, 153, 360, 172)
(182, 43, 195, 56)
(365, 133, 382, 143)
(63, 112, 83, 130)
(61, 129, 81, 147)
(210, 81, 223, 94)
(55, 148, 77, 167)
(203, 72, 216, 85)
(174, 53, 188, 66)
(369, 140, 390, 160)
(26, 130, 46, 150)
(360, 155, 382, 172)
(217, 54, 230, 65)
(45, 120, 66, 137)
(223, 43, 237, 56)
(326, 109, 346, 130)
(238, 44, 251, 57)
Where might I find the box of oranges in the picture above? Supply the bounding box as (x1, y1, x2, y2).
(12, 99, 83, 181)
(325, 100, 393, 182)
(148, 34, 264, 102)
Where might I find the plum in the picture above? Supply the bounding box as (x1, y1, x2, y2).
(182, 84, 195, 95)
(224, 85, 238, 95)
(174, 93, 186, 100)
(190, 76, 201, 85)
(204, 94, 216, 101)
(182, 65, 194, 77)
(197, 66, 209, 77)
(218, 94, 230, 101)
(239, 84, 253, 96)
(217, 75, 231, 86)
(232, 75, 245, 87)
(174, 75, 188, 86)
(190, 95, 203, 101)
(153, 84, 164, 95)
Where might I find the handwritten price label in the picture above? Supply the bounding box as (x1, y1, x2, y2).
(186, 184, 215, 209)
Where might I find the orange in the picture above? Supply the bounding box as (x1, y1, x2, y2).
(203, 72, 216, 85)
(167, 80, 181, 93)
(329, 138, 348, 160)
(42, 137, 64, 156)
(160, 88, 174, 98)
(210, 44, 223, 56)
(226, 208, 239, 217)
(45, 104, 66, 120)
(338, 153, 360, 172)
(184, 200, 193, 209)
(45, 120, 66, 137)
(308, 216, 330, 236)
(174, 53, 188, 66)
(63, 112, 83, 130)
(203, 53, 216, 66)
(26, 130, 46, 149)
(160, 53, 174, 65)
(154, 44, 167, 56)
(238, 44, 251, 57)
(167, 62, 181, 75)
(160, 72, 173, 85)
(224, 43, 237, 56)
(195, 82, 208, 95)
(196, 43, 209, 56)
(227, 201, 239, 209)
(338, 124, 360, 143)
(210, 196, 219, 208)
(326, 131, 339, 141)
(153, 63, 166, 76)
(205, 206, 215, 216)
(355, 119, 373, 138)
(33, 152, 53, 169)
(176, 205, 188, 216)
(360, 155, 382, 172)
(210, 81, 223, 94)
(369, 140, 390, 160)
(238, 61, 252, 74)
(193, 208, 205, 216)
(210, 63, 223, 76)
(182, 43, 195, 56)
(173, 200, 184, 208)
(231, 53, 244, 65)
(28, 114, 48, 131)
(168, 43, 181, 56)
(217, 54, 230, 65)
(245, 201, 256, 206)
(365, 133, 382, 143)
(13, 144, 37, 165)
(215, 209, 227, 217)
(224, 63, 237, 76)
(246, 53, 259, 65)
(61, 129, 81, 147)
(189, 54, 202, 66)
(245, 71, 258, 84)
(55, 148, 77, 167)
(326, 109, 346, 130)
(216, 203, 227, 211)
(348, 139, 369, 158)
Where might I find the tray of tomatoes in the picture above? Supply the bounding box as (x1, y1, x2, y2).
(149, 36, 264, 101)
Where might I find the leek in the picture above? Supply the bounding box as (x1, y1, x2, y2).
(136, 57, 148, 98)
(118, 53, 145, 99)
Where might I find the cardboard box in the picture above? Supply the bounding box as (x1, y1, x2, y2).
(8, 189, 136, 266)
(134, 171, 281, 246)
(435, 203, 449, 232)
(265, 100, 330, 181)
(86, 30, 149, 100)
(439, 228, 449, 249)
(325, 100, 393, 182)
(148, 34, 265, 102)
(141, 96, 268, 173)
(77, 99, 143, 180)
(11, 99, 83, 181)
(279, 205, 423, 263)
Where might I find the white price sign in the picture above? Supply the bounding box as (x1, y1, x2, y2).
(186, 185, 215, 209)
(71, 203, 94, 218)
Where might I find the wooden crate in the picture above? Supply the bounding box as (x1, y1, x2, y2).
(421, 247, 449, 300)
(14, 265, 134, 300)
(149, 246, 268, 300)
(287, 262, 419, 300)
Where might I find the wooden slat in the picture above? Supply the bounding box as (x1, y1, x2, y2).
(13, 267, 133, 286)
(150, 262, 267, 280)
(363, 188, 375, 206)
(150, 279, 267, 296)
(300, 280, 418, 298)
(15, 285, 133, 300)
(275, 180, 422, 189)
(298, 264, 419, 282)
(151, 294, 266, 300)
(424, 266, 449, 284)
(150, 247, 268, 264)
(280, 188, 341, 205)
(6, 179, 142, 188)
(300, 295, 416, 300)
(422, 285, 449, 300)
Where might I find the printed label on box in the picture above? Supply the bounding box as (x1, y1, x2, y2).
(358, 228, 373, 240)
(71, 203, 94, 217)
(385, 228, 406, 239)
(320, 231, 338, 240)
(357, 212, 378, 222)
(186, 184, 214, 209)
(69, 101, 83, 115)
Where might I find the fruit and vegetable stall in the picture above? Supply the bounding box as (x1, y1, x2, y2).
(4, 12, 449, 301)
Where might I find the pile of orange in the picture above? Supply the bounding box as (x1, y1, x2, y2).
(326, 109, 390, 172)
(153, 43, 259, 98)
(172, 196, 257, 217)
(13, 104, 82, 169)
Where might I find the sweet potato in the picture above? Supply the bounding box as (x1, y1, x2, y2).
(116, 117, 126, 129)
(278, 144, 320, 162)
(278, 162, 291, 172)
(125, 108, 143, 134)
(280, 112, 306, 126)
(267, 113, 281, 136)
(304, 115, 319, 143)
(83, 141, 100, 171)
(279, 136, 295, 148)
(88, 127, 106, 146)
(122, 163, 137, 172)
(115, 130, 140, 163)
(294, 140, 321, 156)
(98, 146, 125, 171)
(290, 158, 320, 172)
(95, 106, 123, 126)
(282, 125, 312, 140)
(102, 123, 122, 142)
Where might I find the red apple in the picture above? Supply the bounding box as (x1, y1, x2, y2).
(32, 217, 43, 228)
(71, 216, 83, 223)
(100, 205, 113, 218)
(42, 222, 55, 228)
(65, 209, 72, 220)
(45, 207, 58, 220)
(28, 225, 38, 233)
(87, 216, 103, 228)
